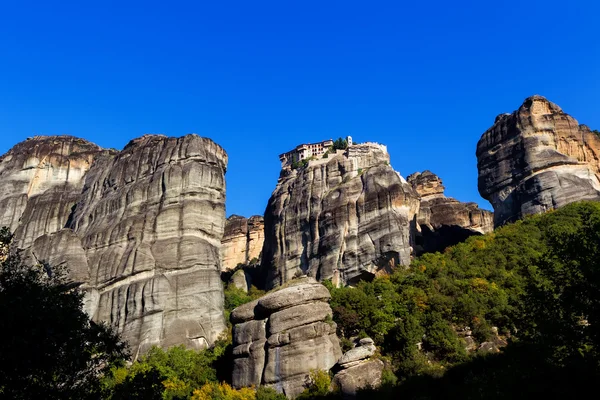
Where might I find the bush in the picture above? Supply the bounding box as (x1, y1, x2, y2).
(256, 386, 287, 400)
(296, 369, 334, 399)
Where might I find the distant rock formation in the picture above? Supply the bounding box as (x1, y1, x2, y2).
(221, 215, 264, 271)
(0, 134, 228, 357)
(231, 278, 342, 398)
(333, 337, 384, 399)
(261, 143, 420, 289)
(407, 171, 493, 254)
(477, 95, 600, 226)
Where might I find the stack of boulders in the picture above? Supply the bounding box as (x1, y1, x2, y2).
(333, 338, 384, 398)
(231, 278, 342, 398)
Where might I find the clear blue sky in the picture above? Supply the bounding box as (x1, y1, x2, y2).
(1, 1, 598, 217)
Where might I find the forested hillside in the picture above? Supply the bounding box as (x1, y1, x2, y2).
(327, 201, 600, 398)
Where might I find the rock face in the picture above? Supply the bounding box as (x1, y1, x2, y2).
(477, 95, 600, 226)
(262, 143, 420, 289)
(221, 215, 264, 271)
(0, 134, 228, 357)
(407, 171, 493, 254)
(231, 278, 342, 398)
(333, 337, 384, 398)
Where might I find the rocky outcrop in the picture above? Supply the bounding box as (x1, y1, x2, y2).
(221, 215, 264, 271)
(231, 278, 342, 398)
(0, 136, 106, 248)
(333, 337, 384, 398)
(262, 143, 420, 289)
(477, 95, 600, 226)
(407, 171, 493, 254)
(0, 134, 228, 357)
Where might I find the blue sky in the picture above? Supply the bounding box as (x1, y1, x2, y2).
(1, 0, 598, 217)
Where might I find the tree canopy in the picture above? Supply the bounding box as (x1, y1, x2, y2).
(0, 238, 129, 399)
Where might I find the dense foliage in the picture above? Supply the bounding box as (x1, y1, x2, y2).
(0, 235, 129, 399)
(331, 137, 348, 151)
(325, 201, 600, 397)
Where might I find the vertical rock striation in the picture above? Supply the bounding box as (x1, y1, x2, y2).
(231, 278, 342, 398)
(261, 143, 420, 289)
(477, 95, 600, 226)
(407, 171, 493, 254)
(221, 215, 265, 271)
(0, 134, 228, 357)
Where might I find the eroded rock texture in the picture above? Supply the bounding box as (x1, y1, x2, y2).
(231, 278, 342, 398)
(477, 95, 600, 226)
(334, 338, 383, 399)
(407, 171, 493, 254)
(262, 144, 420, 289)
(221, 215, 264, 271)
(0, 134, 228, 357)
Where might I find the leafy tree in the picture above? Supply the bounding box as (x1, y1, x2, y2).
(296, 370, 336, 400)
(0, 250, 129, 399)
(255, 386, 287, 400)
(107, 340, 231, 399)
(331, 137, 348, 151)
(191, 382, 256, 400)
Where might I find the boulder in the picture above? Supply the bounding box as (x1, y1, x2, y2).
(230, 269, 249, 293)
(231, 281, 342, 398)
(338, 343, 376, 368)
(333, 359, 384, 399)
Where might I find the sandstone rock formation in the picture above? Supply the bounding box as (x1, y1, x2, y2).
(229, 269, 250, 293)
(0, 134, 228, 357)
(231, 278, 342, 398)
(477, 95, 600, 226)
(407, 171, 493, 254)
(333, 337, 384, 399)
(221, 215, 264, 271)
(262, 144, 420, 289)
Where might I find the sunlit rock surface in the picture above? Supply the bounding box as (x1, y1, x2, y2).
(477, 95, 600, 226)
(261, 144, 420, 289)
(231, 278, 342, 398)
(221, 215, 264, 271)
(0, 134, 228, 357)
(407, 171, 493, 254)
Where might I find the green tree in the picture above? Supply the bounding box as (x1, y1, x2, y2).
(255, 386, 287, 400)
(0, 252, 129, 399)
(331, 137, 348, 151)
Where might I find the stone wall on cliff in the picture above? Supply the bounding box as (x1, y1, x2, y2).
(231, 278, 342, 398)
(0, 134, 228, 357)
(261, 144, 420, 289)
(407, 171, 493, 254)
(477, 95, 600, 226)
(221, 215, 264, 271)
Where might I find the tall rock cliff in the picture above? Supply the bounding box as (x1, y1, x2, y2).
(477, 95, 600, 226)
(407, 171, 493, 254)
(0, 134, 228, 357)
(262, 143, 420, 289)
(221, 215, 265, 271)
